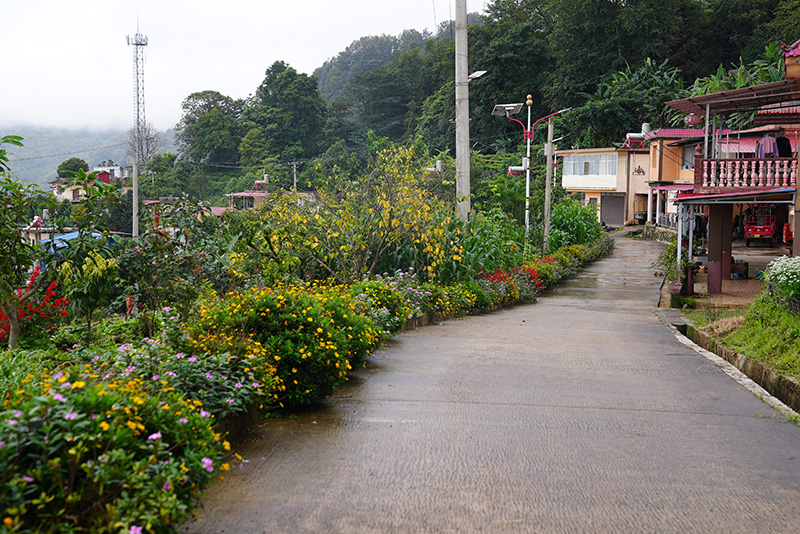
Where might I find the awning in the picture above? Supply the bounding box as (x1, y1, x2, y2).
(652, 184, 694, 191)
(675, 187, 795, 205)
(667, 79, 800, 116)
(226, 190, 270, 198)
(716, 134, 800, 154)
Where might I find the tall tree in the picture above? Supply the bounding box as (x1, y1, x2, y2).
(57, 157, 89, 178)
(175, 90, 243, 164)
(127, 121, 167, 164)
(249, 61, 327, 160)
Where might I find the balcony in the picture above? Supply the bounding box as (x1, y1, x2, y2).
(695, 157, 797, 194)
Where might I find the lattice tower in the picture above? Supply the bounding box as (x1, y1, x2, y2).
(127, 29, 148, 164)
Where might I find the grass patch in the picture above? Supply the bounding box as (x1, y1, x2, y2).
(723, 293, 800, 380)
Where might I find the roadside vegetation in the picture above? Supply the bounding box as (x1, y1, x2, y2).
(686, 255, 800, 381)
(0, 133, 613, 532)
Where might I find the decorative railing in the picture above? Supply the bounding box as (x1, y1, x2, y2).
(697, 158, 797, 192)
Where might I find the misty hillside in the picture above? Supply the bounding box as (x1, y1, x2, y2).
(3, 126, 176, 189)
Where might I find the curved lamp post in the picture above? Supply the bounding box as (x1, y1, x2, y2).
(493, 97, 571, 249)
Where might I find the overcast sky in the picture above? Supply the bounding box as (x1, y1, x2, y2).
(1, 0, 487, 132)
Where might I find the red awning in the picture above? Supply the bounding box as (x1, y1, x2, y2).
(652, 184, 694, 191)
(718, 133, 800, 154)
(675, 187, 795, 204)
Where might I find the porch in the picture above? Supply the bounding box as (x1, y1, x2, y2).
(696, 157, 797, 192)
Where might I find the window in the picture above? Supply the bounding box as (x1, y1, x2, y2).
(564, 153, 617, 176)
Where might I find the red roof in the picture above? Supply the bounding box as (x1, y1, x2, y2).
(226, 190, 270, 198)
(646, 128, 731, 139)
(783, 39, 800, 57)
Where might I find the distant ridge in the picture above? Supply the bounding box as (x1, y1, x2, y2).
(1, 126, 175, 189)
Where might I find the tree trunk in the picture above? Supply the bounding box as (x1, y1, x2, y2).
(1, 299, 20, 350)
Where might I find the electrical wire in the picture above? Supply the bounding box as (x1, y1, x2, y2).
(11, 143, 128, 162)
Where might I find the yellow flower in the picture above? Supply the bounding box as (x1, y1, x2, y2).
(221, 463, 231, 471)
(4, 518, 12, 529)
(99, 421, 110, 431)
(223, 440, 231, 451)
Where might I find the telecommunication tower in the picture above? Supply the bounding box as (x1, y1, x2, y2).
(126, 28, 148, 164)
(126, 27, 147, 238)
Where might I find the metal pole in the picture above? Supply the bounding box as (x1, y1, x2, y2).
(132, 161, 139, 238)
(454, 0, 470, 222)
(677, 204, 684, 277)
(703, 103, 710, 158)
(525, 100, 532, 242)
(544, 115, 555, 252)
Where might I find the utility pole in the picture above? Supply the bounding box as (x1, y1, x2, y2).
(454, 0, 470, 222)
(289, 161, 299, 191)
(127, 26, 147, 238)
(544, 115, 555, 252)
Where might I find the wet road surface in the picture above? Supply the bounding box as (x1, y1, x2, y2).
(182, 236, 800, 533)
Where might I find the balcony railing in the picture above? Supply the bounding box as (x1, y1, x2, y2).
(696, 157, 797, 193)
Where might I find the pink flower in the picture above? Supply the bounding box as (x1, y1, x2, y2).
(22, 476, 34, 483)
(201, 457, 213, 472)
(148, 432, 162, 441)
(52, 393, 65, 402)
(200, 410, 211, 418)
(178, 417, 189, 424)
(65, 412, 78, 420)
(130, 526, 143, 534)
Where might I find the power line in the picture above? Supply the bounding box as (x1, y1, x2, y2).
(11, 143, 128, 162)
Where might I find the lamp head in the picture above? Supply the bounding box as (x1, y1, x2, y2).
(492, 103, 524, 117)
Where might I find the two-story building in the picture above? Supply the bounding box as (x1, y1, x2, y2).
(665, 38, 800, 293)
(558, 147, 650, 227)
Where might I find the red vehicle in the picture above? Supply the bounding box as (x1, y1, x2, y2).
(744, 206, 777, 247)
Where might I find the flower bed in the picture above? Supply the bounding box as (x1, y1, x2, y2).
(0, 234, 614, 531)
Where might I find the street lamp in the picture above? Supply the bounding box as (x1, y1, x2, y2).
(493, 97, 571, 249)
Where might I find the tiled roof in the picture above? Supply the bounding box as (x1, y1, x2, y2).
(646, 128, 731, 139)
(783, 39, 800, 57)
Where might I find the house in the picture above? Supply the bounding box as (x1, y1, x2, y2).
(664, 38, 800, 293)
(642, 128, 722, 227)
(50, 168, 130, 203)
(558, 146, 650, 227)
(224, 180, 317, 211)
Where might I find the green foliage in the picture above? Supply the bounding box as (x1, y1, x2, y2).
(0, 360, 222, 532)
(0, 149, 57, 349)
(548, 198, 604, 252)
(58, 251, 119, 342)
(118, 197, 231, 327)
(726, 292, 800, 379)
(437, 208, 525, 284)
(56, 157, 88, 178)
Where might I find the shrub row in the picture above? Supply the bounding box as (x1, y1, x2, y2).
(0, 234, 614, 532)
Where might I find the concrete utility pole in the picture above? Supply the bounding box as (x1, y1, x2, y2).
(454, 0, 470, 222)
(543, 116, 555, 252)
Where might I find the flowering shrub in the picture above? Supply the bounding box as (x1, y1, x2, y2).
(0, 364, 223, 532)
(766, 255, 800, 301)
(0, 267, 68, 346)
(191, 285, 382, 406)
(349, 279, 406, 335)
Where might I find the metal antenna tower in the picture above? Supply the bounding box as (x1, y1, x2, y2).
(127, 27, 148, 164)
(126, 25, 147, 238)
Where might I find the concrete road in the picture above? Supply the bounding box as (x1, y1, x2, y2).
(183, 236, 800, 533)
